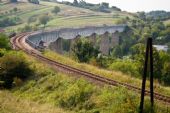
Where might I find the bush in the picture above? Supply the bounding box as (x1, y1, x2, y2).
(28, 0, 39, 4)
(13, 7, 18, 12)
(19, 24, 33, 32)
(39, 15, 50, 28)
(161, 62, 170, 85)
(27, 16, 37, 24)
(0, 52, 33, 88)
(0, 17, 21, 27)
(0, 49, 7, 57)
(52, 6, 60, 14)
(72, 38, 100, 62)
(109, 59, 141, 77)
(58, 79, 95, 110)
(0, 33, 11, 50)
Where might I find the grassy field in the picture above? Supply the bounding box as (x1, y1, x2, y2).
(0, 1, 134, 32)
(43, 50, 170, 96)
(164, 19, 170, 25)
(0, 51, 169, 113)
(0, 91, 67, 113)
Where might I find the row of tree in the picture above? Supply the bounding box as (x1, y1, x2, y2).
(63, 0, 121, 13)
(9, 0, 39, 4)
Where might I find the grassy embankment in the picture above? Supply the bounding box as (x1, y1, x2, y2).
(0, 51, 170, 113)
(43, 50, 170, 96)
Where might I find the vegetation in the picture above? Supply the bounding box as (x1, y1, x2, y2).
(62, 0, 121, 13)
(10, 0, 17, 3)
(0, 33, 10, 50)
(146, 11, 170, 21)
(0, 91, 67, 113)
(52, 6, 60, 14)
(0, 17, 21, 27)
(10, 53, 170, 113)
(28, 0, 39, 4)
(0, 51, 33, 89)
(0, 40, 168, 112)
(43, 50, 170, 96)
(0, 1, 130, 33)
(72, 38, 99, 62)
(0, 1, 170, 112)
(39, 14, 49, 28)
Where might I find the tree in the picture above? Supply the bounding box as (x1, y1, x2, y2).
(101, 2, 109, 8)
(130, 43, 163, 79)
(0, 33, 10, 50)
(161, 62, 170, 85)
(159, 51, 170, 85)
(13, 7, 18, 12)
(111, 45, 123, 58)
(137, 12, 146, 20)
(39, 15, 49, 28)
(10, 0, 17, 2)
(73, 0, 78, 6)
(52, 6, 60, 14)
(72, 38, 99, 62)
(28, 0, 39, 4)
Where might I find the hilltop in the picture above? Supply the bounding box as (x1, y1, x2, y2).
(0, 0, 134, 32)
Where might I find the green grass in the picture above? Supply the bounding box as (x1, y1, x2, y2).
(0, 51, 168, 113)
(43, 50, 170, 96)
(0, 1, 133, 32)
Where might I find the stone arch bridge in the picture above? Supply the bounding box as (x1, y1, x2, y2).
(26, 25, 126, 55)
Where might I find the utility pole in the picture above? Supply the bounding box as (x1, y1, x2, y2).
(139, 37, 154, 113)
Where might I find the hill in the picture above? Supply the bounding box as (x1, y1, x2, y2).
(0, 1, 134, 32)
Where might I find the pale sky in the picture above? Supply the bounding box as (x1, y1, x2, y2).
(60, 0, 170, 12)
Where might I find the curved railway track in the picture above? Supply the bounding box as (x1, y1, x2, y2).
(11, 33, 170, 104)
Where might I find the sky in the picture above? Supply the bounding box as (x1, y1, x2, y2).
(60, 0, 170, 12)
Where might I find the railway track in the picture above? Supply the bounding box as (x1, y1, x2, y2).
(11, 33, 170, 104)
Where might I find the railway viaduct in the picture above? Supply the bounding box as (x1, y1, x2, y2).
(26, 25, 126, 55)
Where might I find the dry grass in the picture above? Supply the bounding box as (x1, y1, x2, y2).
(0, 91, 68, 113)
(164, 19, 170, 25)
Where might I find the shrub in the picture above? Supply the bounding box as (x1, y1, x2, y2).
(72, 38, 100, 62)
(0, 52, 33, 88)
(39, 15, 50, 28)
(161, 62, 170, 85)
(0, 49, 7, 57)
(52, 6, 60, 14)
(109, 59, 141, 77)
(19, 24, 32, 32)
(13, 7, 18, 12)
(27, 16, 37, 24)
(0, 33, 11, 50)
(28, 0, 39, 4)
(0, 17, 21, 27)
(58, 79, 95, 110)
